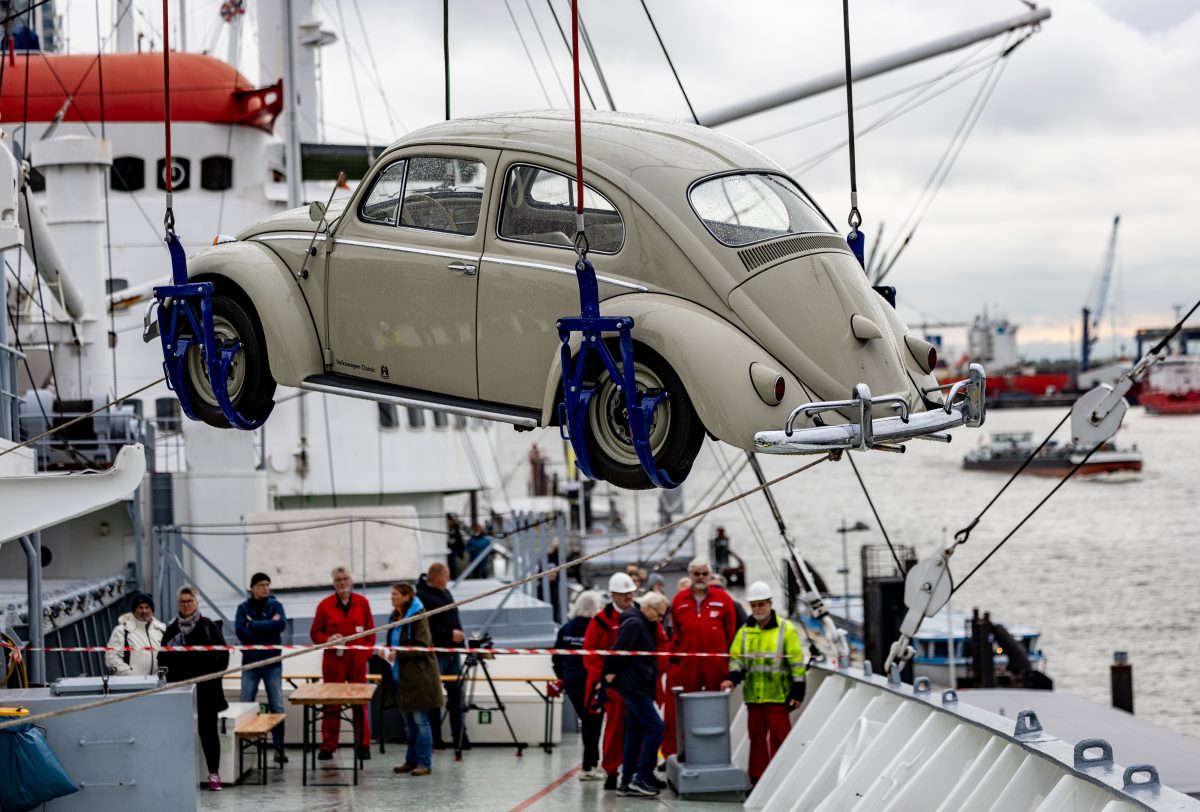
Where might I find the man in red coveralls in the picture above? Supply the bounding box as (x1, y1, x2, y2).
(662, 557, 737, 759)
(311, 566, 376, 760)
(583, 572, 638, 790)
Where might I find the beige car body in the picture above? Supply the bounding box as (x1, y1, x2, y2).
(188, 111, 939, 450)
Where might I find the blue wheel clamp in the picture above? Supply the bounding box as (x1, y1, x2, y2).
(152, 232, 269, 430)
(556, 256, 677, 489)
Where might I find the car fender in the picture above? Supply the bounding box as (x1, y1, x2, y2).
(186, 241, 324, 387)
(539, 293, 815, 450)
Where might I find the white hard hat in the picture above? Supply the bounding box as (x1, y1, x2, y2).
(608, 572, 637, 594)
(746, 581, 773, 602)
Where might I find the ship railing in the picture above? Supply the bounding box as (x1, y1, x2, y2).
(0, 341, 23, 443)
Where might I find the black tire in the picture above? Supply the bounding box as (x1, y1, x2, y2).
(582, 343, 705, 490)
(181, 292, 276, 429)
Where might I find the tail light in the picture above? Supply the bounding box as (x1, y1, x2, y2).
(750, 363, 787, 406)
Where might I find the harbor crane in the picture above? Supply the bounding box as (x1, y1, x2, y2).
(1081, 214, 1119, 372)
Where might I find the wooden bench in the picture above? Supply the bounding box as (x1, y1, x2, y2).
(235, 713, 287, 785)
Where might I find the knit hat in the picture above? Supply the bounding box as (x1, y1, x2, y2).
(250, 572, 271, 588)
(130, 592, 154, 613)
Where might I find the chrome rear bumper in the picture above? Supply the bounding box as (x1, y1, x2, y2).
(754, 364, 986, 454)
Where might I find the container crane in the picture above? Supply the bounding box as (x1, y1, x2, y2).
(1081, 215, 1119, 372)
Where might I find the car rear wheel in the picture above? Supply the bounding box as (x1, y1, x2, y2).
(182, 292, 276, 429)
(583, 345, 704, 490)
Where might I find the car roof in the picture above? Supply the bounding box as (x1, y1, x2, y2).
(388, 110, 782, 179)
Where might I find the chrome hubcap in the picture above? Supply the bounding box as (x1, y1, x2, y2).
(587, 362, 671, 467)
(186, 316, 246, 408)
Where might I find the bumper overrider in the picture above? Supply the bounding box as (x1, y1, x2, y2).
(754, 364, 986, 454)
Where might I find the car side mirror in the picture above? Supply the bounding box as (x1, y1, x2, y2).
(308, 200, 326, 222)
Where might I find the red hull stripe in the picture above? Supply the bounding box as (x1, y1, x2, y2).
(0, 52, 282, 132)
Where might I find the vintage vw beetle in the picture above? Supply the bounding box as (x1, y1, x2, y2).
(170, 111, 945, 488)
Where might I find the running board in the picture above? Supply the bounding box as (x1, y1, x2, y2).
(301, 374, 541, 428)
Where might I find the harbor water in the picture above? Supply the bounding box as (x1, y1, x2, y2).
(499, 406, 1200, 740)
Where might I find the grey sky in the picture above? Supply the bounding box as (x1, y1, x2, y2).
(67, 0, 1200, 361)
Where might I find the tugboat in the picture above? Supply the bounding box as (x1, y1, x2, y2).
(963, 431, 1143, 476)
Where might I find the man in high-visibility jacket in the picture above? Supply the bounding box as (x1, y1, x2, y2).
(720, 581, 806, 785)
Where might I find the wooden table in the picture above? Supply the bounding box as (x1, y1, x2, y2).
(289, 682, 376, 787)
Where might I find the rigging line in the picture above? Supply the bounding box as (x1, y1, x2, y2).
(633, 439, 740, 569)
(5, 262, 72, 325)
(840, 0, 860, 232)
(744, 452, 825, 598)
(751, 40, 994, 146)
(333, 0, 372, 162)
(876, 48, 1013, 284)
(523, 0, 569, 105)
(0, 0, 53, 32)
(94, 0, 117, 396)
(320, 394, 338, 508)
(5, 299, 94, 466)
(710, 443, 783, 588)
(788, 56, 1000, 177)
(502, 0, 554, 108)
(845, 453, 903, 575)
(215, 15, 242, 234)
(638, 0, 697, 125)
(0, 454, 832, 734)
(349, 0, 404, 136)
(543, 0, 595, 109)
(648, 451, 754, 573)
(443, 0, 450, 120)
(951, 441, 1103, 596)
(574, 3, 614, 110)
(0, 376, 165, 460)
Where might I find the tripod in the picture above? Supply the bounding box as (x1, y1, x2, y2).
(454, 646, 526, 760)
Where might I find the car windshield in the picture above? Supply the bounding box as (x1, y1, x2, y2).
(688, 173, 832, 247)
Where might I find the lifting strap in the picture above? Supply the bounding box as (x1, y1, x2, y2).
(151, 0, 266, 430)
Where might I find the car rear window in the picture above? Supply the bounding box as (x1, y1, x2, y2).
(688, 173, 832, 247)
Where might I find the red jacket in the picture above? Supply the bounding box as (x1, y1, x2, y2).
(311, 592, 376, 666)
(670, 586, 737, 656)
(583, 603, 622, 696)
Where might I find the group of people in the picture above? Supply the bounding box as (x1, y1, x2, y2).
(552, 558, 806, 798)
(103, 563, 471, 791)
(445, 513, 495, 579)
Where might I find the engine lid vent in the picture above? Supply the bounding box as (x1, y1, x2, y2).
(738, 234, 851, 273)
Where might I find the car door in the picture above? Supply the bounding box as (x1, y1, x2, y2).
(477, 155, 634, 408)
(328, 148, 496, 400)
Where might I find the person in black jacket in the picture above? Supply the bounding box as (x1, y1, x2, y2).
(553, 590, 604, 779)
(235, 572, 288, 764)
(415, 563, 465, 748)
(603, 592, 669, 798)
(158, 585, 230, 792)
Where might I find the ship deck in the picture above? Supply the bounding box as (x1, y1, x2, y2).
(198, 739, 738, 811)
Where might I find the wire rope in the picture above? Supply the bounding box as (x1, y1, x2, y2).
(94, 0, 117, 396)
(333, 0, 373, 164)
(349, 0, 404, 136)
(875, 44, 1014, 284)
(845, 454, 904, 574)
(523, 0, 570, 105)
(638, 0, 696, 124)
(544, 0, 595, 109)
(502, 0, 554, 107)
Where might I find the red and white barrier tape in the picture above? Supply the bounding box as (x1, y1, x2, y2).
(1, 641, 739, 658)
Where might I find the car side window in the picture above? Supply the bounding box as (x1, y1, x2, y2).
(360, 160, 407, 226)
(397, 156, 487, 236)
(499, 164, 624, 254)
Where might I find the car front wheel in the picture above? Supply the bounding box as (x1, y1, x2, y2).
(583, 345, 704, 490)
(182, 292, 276, 429)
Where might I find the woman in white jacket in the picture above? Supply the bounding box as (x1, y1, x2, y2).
(105, 592, 166, 676)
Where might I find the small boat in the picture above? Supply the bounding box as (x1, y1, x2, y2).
(1140, 355, 1200, 414)
(962, 431, 1143, 477)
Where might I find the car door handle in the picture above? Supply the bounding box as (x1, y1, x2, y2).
(447, 262, 477, 275)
